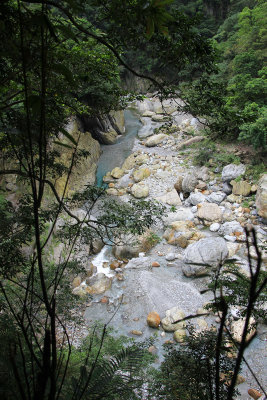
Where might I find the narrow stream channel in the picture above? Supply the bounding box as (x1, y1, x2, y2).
(96, 109, 142, 187)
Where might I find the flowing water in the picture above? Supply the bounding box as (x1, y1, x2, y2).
(96, 109, 142, 186)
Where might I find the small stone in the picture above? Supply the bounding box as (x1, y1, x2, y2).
(110, 260, 120, 270)
(248, 389, 263, 399)
(111, 167, 124, 179)
(165, 253, 176, 261)
(100, 296, 109, 304)
(210, 223, 220, 232)
(151, 261, 160, 268)
(224, 235, 236, 242)
(173, 329, 187, 343)
(147, 311, 161, 328)
(131, 330, 143, 336)
(148, 345, 158, 355)
(133, 317, 139, 321)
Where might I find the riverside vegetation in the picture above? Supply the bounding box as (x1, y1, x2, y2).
(0, 1, 266, 400)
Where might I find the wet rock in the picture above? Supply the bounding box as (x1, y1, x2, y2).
(256, 174, 267, 218)
(133, 167, 151, 182)
(147, 311, 161, 328)
(113, 241, 143, 260)
(86, 263, 97, 277)
(131, 183, 149, 198)
(231, 180, 251, 196)
(110, 260, 121, 270)
(156, 189, 182, 206)
(145, 133, 168, 147)
(86, 273, 112, 295)
(197, 202, 222, 222)
(207, 191, 227, 204)
(183, 237, 228, 276)
(222, 163, 246, 182)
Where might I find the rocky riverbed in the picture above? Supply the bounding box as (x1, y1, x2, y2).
(70, 97, 267, 400)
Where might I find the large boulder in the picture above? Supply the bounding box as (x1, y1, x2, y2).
(111, 167, 124, 179)
(230, 180, 251, 196)
(188, 192, 206, 205)
(161, 307, 186, 332)
(182, 172, 198, 193)
(86, 273, 112, 295)
(122, 152, 150, 171)
(147, 312, 161, 328)
(131, 183, 149, 198)
(145, 133, 168, 147)
(197, 203, 222, 222)
(219, 221, 244, 236)
(133, 167, 151, 182)
(207, 191, 226, 204)
(256, 174, 267, 218)
(163, 207, 194, 225)
(156, 189, 182, 206)
(183, 237, 228, 277)
(151, 115, 170, 122)
(231, 317, 256, 343)
(222, 164, 246, 182)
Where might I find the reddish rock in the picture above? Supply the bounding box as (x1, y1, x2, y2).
(100, 296, 109, 304)
(147, 311, 161, 328)
(152, 261, 160, 268)
(110, 260, 120, 270)
(248, 389, 262, 399)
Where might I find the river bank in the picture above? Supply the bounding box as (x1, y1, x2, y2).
(70, 97, 266, 400)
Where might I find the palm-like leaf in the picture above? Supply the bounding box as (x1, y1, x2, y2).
(73, 347, 145, 399)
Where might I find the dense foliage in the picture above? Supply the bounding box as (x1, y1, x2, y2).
(0, 0, 266, 399)
(178, 0, 266, 149)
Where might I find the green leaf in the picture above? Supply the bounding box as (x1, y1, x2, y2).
(57, 24, 79, 43)
(53, 140, 73, 149)
(51, 63, 74, 83)
(146, 17, 155, 39)
(59, 127, 78, 146)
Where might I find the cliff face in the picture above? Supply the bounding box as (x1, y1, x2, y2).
(54, 117, 101, 197)
(80, 110, 125, 145)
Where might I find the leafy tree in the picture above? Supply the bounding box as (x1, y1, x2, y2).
(0, 1, 217, 399)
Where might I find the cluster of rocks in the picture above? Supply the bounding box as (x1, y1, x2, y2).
(69, 98, 266, 399)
